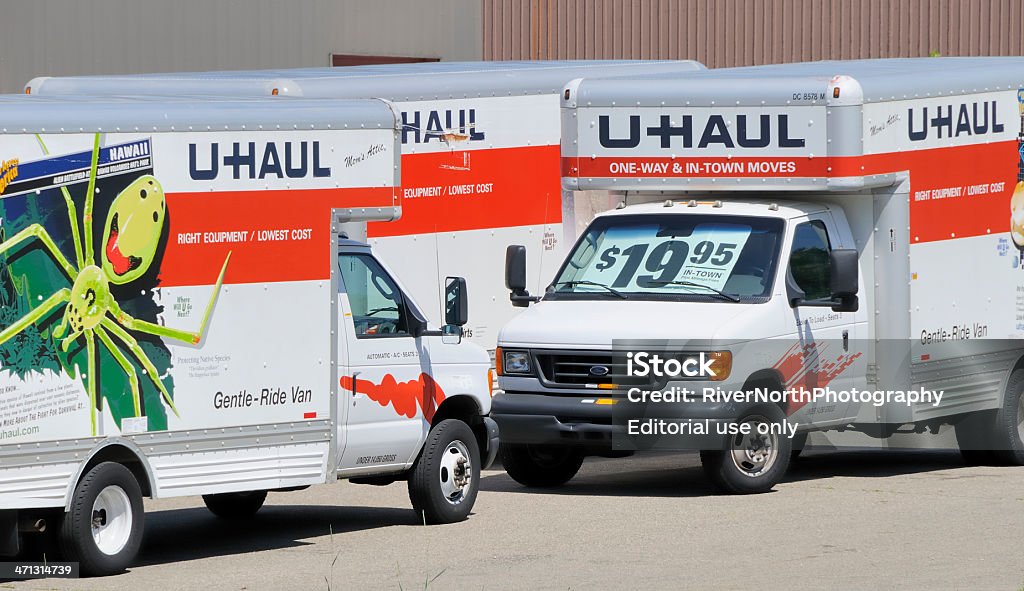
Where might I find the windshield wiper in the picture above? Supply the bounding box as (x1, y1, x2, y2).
(551, 280, 628, 299)
(646, 280, 740, 302)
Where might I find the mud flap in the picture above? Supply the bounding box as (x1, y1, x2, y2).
(482, 417, 500, 469)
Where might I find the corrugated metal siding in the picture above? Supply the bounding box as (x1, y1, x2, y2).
(483, 0, 1024, 64)
(0, 0, 482, 93)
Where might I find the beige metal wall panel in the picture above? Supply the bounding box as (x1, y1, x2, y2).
(483, 0, 1024, 65)
(0, 0, 483, 94)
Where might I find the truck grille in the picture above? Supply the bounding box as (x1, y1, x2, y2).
(535, 351, 647, 387)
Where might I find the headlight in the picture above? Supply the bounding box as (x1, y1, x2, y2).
(502, 350, 532, 375)
(704, 351, 732, 381)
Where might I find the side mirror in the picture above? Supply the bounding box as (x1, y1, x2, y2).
(441, 323, 463, 345)
(444, 276, 468, 327)
(505, 245, 527, 292)
(505, 245, 539, 307)
(829, 249, 859, 312)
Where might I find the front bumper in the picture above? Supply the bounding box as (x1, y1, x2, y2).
(492, 390, 744, 450)
(492, 392, 619, 446)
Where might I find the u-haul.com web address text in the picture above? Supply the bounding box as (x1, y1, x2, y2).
(0, 425, 40, 440)
(627, 386, 945, 408)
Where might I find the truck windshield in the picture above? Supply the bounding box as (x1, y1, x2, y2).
(549, 213, 784, 302)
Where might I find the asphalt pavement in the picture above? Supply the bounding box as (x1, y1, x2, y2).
(4, 448, 1023, 590)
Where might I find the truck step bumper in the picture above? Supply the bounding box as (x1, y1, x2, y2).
(493, 413, 620, 446)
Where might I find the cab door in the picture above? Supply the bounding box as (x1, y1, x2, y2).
(784, 213, 866, 426)
(335, 246, 427, 474)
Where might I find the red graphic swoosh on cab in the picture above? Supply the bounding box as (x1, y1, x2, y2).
(339, 373, 446, 422)
(774, 342, 862, 415)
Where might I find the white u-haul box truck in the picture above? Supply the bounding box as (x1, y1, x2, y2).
(0, 94, 495, 574)
(493, 57, 1024, 494)
(26, 61, 706, 353)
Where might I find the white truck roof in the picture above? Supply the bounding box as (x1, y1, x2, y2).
(0, 93, 397, 133)
(26, 60, 706, 100)
(570, 57, 1024, 105)
(598, 198, 826, 221)
(562, 56, 1024, 193)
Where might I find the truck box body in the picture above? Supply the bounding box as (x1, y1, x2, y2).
(0, 94, 402, 508)
(492, 58, 1024, 493)
(26, 61, 706, 352)
(1, 94, 495, 570)
(558, 57, 1024, 421)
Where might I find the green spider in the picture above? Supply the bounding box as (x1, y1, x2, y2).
(0, 133, 230, 435)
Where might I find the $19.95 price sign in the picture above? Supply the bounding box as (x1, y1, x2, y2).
(577, 224, 751, 291)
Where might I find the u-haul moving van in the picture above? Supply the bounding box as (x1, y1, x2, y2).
(26, 61, 706, 353)
(0, 94, 495, 574)
(493, 57, 1024, 494)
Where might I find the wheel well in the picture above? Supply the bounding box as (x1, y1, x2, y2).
(1010, 354, 1024, 376)
(80, 444, 152, 498)
(432, 395, 486, 453)
(742, 369, 788, 414)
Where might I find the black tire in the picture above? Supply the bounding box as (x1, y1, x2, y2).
(59, 462, 144, 576)
(993, 370, 1024, 465)
(700, 405, 792, 494)
(500, 443, 584, 488)
(202, 491, 268, 519)
(408, 419, 481, 524)
(955, 411, 1001, 466)
(956, 370, 1024, 466)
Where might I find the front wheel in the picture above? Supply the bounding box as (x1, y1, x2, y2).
(701, 406, 792, 494)
(500, 444, 584, 488)
(408, 419, 481, 524)
(59, 462, 144, 576)
(202, 491, 268, 519)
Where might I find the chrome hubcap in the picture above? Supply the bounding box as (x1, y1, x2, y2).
(729, 416, 778, 477)
(439, 440, 472, 505)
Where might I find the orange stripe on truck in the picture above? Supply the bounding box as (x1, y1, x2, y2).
(157, 186, 397, 287)
(368, 145, 562, 237)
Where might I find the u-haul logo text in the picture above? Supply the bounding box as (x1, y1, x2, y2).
(907, 101, 1004, 142)
(598, 113, 806, 150)
(401, 109, 485, 144)
(188, 141, 331, 180)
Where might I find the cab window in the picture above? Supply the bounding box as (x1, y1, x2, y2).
(789, 220, 831, 301)
(338, 253, 409, 337)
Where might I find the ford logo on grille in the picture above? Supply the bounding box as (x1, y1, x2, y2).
(589, 365, 610, 377)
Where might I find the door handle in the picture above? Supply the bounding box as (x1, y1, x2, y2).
(351, 371, 361, 406)
(842, 330, 849, 352)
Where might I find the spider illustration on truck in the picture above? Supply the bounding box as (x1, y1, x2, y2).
(0, 133, 230, 435)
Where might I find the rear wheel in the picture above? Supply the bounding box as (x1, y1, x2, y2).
(59, 462, 144, 576)
(500, 444, 584, 488)
(701, 406, 792, 494)
(956, 369, 1024, 466)
(408, 419, 481, 524)
(202, 491, 268, 519)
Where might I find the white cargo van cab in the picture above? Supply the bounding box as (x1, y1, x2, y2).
(0, 94, 496, 575)
(493, 57, 1024, 494)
